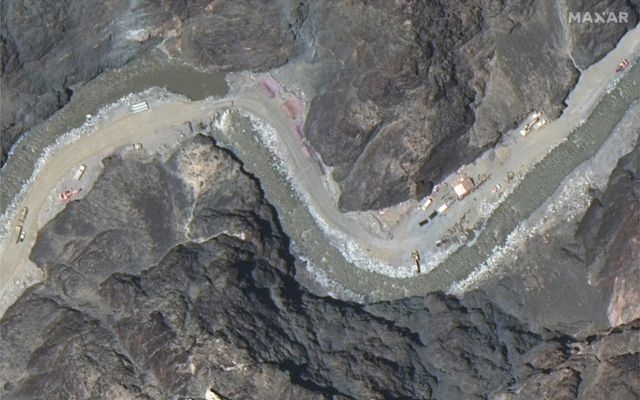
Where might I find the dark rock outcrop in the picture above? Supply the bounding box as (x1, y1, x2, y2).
(2, 136, 637, 399)
(577, 145, 640, 327)
(477, 144, 639, 336)
(1, 0, 156, 164)
(494, 321, 639, 400)
(0, 0, 300, 165)
(299, 0, 638, 210)
(567, 0, 640, 68)
(2, 0, 637, 212)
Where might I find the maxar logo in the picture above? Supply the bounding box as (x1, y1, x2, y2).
(568, 11, 629, 24)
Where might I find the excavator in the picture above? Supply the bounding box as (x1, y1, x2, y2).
(59, 188, 82, 203)
(411, 250, 421, 274)
(616, 58, 630, 73)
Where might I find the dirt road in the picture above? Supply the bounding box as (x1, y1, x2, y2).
(1, 27, 638, 308)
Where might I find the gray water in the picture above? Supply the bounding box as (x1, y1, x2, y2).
(1, 52, 638, 301)
(210, 59, 638, 302)
(206, 112, 380, 300)
(394, 62, 640, 297)
(0, 52, 228, 211)
(217, 62, 639, 301)
(242, 65, 640, 301)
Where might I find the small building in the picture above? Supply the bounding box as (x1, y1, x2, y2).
(453, 176, 475, 200)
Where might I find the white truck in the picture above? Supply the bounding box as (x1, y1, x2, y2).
(420, 197, 433, 211)
(437, 203, 449, 214)
(74, 164, 87, 180)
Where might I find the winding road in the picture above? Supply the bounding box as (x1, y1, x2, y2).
(1, 27, 639, 307)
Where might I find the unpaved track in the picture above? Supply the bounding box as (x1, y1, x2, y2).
(0, 100, 214, 299)
(1, 27, 638, 304)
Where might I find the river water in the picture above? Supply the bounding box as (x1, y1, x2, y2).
(1, 53, 637, 302)
(207, 62, 639, 301)
(0, 52, 228, 211)
(399, 61, 640, 297)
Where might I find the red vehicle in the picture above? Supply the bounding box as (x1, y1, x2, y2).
(59, 188, 82, 203)
(616, 58, 630, 73)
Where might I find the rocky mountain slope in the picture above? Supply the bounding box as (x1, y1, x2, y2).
(0, 0, 301, 165)
(577, 145, 639, 327)
(2, 0, 638, 211)
(475, 144, 640, 337)
(1, 1, 638, 398)
(302, 0, 577, 210)
(1, 136, 637, 399)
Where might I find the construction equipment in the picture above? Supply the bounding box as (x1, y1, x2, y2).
(18, 207, 29, 222)
(616, 58, 630, 73)
(411, 250, 421, 273)
(520, 110, 548, 136)
(59, 188, 82, 203)
(15, 225, 23, 243)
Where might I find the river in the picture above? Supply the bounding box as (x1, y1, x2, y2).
(0, 51, 637, 302)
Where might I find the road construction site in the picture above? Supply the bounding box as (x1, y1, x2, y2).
(0, 27, 639, 308)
